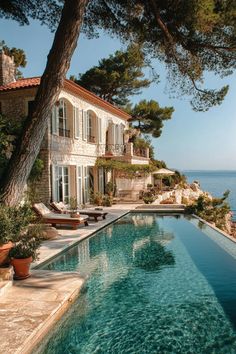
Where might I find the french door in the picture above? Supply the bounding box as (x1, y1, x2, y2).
(53, 166, 69, 203)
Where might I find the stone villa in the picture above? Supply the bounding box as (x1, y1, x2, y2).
(0, 50, 151, 205)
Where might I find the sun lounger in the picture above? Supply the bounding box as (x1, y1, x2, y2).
(50, 201, 108, 222)
(33, 203, 89, 229)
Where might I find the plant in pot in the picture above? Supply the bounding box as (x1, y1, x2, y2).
(102, 194, 113, 207)
(142, 191, 156, 204)
(94, 192, 103, 206)
(69, 197, 79, 218)
(0, 204, 33, 267)
(10, 224, 42, 280)
(105, 181, 116, 197)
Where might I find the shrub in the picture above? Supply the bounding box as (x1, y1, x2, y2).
(0, 204, 35, 245)
(185, 191, 231, 231)
(102, 195, 113, 207)
(9, 225, 42, 261)
(142, 190, 155, 204)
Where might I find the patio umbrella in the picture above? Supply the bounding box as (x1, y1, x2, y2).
(152, 168, 175, 191)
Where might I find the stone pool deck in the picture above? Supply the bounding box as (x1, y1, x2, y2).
(0, 204, 234, 353)
(0, 205, 137, 354)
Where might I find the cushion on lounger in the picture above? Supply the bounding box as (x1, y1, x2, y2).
(34, 203, 51, 216)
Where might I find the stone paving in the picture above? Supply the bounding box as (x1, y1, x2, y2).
(0, 205, 137, 354)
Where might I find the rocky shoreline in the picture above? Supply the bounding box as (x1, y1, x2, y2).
(152, 181, 236, 239)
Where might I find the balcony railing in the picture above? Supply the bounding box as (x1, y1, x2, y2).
(97, 144, 126, 156)
(133, 147, 148, 158)
(59, 128, 70, 138)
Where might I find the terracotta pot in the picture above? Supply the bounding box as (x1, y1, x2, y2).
(0, 242, 13, 266)
(11, 256, 32, 280)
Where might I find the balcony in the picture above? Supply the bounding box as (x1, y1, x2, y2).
(133, 147, 149, 158)
(97, 143, 149, 160)
(97, 144, 126, 156)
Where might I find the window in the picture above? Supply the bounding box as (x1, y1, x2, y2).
(51, 100, 70, 137)
(52, 166, 69, 203)
(83, 111, 96, 143)
(58, 100, 70, 137)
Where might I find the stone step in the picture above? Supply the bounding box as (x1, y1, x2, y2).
(0, 280, 12, 296)
(0, 265, 13, 281)
(136, 204, 185, 210)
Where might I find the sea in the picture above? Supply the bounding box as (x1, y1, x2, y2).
(183, 170, 236, 219)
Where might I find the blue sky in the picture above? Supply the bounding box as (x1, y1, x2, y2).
(1, 18, 236, 171)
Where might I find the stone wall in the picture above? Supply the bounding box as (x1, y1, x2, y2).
(0, 88, 36, 119)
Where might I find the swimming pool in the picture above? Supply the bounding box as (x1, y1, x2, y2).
(38, 213, 236, 353)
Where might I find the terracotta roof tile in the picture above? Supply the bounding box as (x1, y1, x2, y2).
(0, 77, 40, 91)
(0, 77, 131, 120)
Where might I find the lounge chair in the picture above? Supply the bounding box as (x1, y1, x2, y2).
(50, 201, 108, 222)
(33, 203, 89, 229)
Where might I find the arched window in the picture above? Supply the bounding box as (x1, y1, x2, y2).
(51, 99, 71, 137)
(58, 100, 69, 137)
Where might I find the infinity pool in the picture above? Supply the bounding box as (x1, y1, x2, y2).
(38, 214, 236, 353)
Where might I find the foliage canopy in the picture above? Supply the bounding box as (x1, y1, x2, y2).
(128, 99, 174, 138)
(73, 44, 156, 106)
(83, 0, 236, 111)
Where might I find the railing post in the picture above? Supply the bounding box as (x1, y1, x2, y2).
(125, 142, 133, 156)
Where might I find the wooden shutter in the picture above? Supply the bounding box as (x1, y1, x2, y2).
(82, 110, 87, 141)
(51, 105, 58, 135)
(51, 165, 58, 201)
(74, 107, 80, 139)
(98, 117, 102, 143)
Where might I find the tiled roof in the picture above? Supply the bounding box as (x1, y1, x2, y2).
(0, 77, 131, 121)
(0, 77, 40, 90)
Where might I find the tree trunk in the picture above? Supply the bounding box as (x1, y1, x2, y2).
(0, 0, 89, 206)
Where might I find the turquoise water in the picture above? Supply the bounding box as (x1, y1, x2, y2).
(38, 214, 236, 354)
(184, 170, 236, 216)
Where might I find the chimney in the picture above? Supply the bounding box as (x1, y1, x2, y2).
(0, 49, 16, 86)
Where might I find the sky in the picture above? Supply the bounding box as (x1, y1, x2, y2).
(1, 18, 236, 171)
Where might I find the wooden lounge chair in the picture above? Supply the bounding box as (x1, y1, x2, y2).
(50, 201, 108, 222)
(33, 203, 89, 230)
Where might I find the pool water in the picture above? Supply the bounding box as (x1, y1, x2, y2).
(38, 214, 236, 353)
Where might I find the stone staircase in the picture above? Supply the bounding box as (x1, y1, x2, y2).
(135, 204, 186, 212)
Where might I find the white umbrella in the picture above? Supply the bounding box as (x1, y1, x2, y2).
(152, 168, 175, 191)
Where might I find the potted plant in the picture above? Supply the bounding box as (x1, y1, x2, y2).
(69, 197, 79, 218)
(105, 181, 116, 196)
(0, 204, 33, 266)
(10, 225, 42, 280)
(94, 192, 103, 206)
(102, 194, 113, 207)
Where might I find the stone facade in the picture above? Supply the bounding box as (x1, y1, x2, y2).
(0, 50, 16, 86)
(0, 81, 152, 204)
(0, 53, 152, 204)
